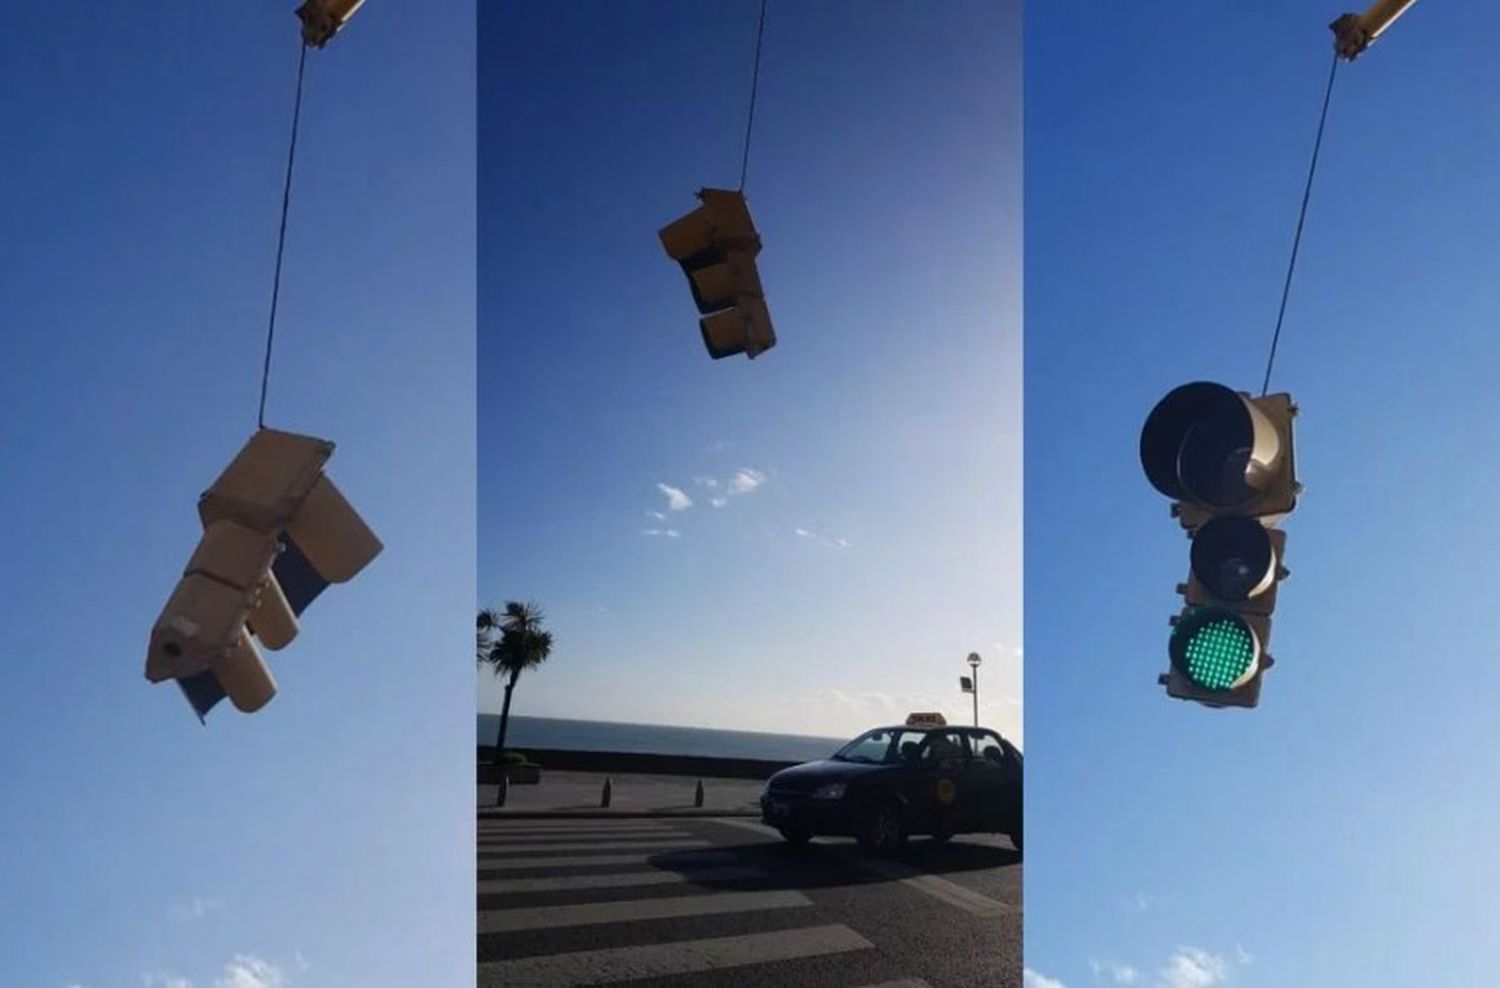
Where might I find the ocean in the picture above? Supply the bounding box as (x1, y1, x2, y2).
(478, 715, 846, 763)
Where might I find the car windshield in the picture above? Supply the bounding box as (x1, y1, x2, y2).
(832, 728, 928, 764)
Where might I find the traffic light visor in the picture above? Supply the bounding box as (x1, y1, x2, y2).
(1140, 382, 1283, 508)
(1170, 608, 1260, 691)
(1190, 515, 1277, 601)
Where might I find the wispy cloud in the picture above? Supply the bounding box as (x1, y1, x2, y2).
(143, 975, 193, 988)
(710, 496, 728, 508)
(727, 468, 766, 495)
(645, 509, 667, 521)
(215, 955, 285, 988)
(170, 896, 221, 921)
(1091, 959, 1141, 984)
(693, 476, 720, 489)
(143, 953, 291, 988)
(641, 528, 682, 539)
(1025, 970, 1068, 988)
(656, 483, 693, 512)
(1158, 947, 1233, 988)
(794, 526, 850, 549)
(293, 952, 309, 974)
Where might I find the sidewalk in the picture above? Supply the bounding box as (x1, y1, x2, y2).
(479, 769, 765, 819)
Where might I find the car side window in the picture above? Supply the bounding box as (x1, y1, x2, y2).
(972, 731, 1008, 765)
(921, 730, 970, 765)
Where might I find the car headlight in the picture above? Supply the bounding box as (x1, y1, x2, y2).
(812, 782, 847, 800)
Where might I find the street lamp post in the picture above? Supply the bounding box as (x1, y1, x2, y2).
(966, 652, 982, 727)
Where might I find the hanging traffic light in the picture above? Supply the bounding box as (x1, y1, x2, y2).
(659, 188, 776, 360)
(296, 0, 366, 49)
(147, 428, 383, 721)
(1140, 382, 1299, 708)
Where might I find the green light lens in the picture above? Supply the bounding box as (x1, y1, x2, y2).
(1181, 615, 1255, 690)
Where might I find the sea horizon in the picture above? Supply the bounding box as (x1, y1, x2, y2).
(478, 714, 848, 763)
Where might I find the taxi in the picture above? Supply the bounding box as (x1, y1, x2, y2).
(759, 712, 1023, 854)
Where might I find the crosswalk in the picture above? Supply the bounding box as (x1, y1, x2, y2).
(477, 816, 955, 987)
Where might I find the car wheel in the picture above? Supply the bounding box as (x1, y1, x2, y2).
(857, 803, 905, 855)
(777, 826, 812, 846)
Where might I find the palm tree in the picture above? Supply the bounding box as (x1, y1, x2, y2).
(478, 601, 553, 759)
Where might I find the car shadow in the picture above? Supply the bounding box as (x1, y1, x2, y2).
(642, 834, 1019, 893)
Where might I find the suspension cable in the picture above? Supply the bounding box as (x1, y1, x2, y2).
(738, 0, 769, 191)
(1261, 51, 1340, 396)
(257, 42, 310, 430)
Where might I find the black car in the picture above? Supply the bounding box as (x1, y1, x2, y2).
(759, 713, 1023, 854)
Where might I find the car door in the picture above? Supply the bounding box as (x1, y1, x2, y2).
(915, 729, 974, 833)
(966, 729, 1022, 831)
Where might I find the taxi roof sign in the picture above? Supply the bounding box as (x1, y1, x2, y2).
(905, 712, 947, 727)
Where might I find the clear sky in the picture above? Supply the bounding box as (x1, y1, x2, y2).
(1, 4, 473, 987)
(1025, 3, 1500, 986)
(477, 1, 1022, 745)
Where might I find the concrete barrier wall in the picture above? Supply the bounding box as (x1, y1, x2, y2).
(477, 746, 801, 780)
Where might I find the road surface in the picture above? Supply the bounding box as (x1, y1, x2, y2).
(477, 815, 1021, 987)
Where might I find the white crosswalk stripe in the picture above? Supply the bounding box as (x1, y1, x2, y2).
(479, 864, 765, 895)
(480, 830, 691, 844)
(477, 849, 739, 872)
(479, 839, 712, 854)
(706, 817, 1018, 917)
(478, 923, 874, 987)
(480, 820, 682, 833)
(480, 888, 810, 934)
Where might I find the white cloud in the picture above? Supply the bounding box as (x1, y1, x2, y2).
(710, 496, 728, 508)
(694, 476, 720, 489)
(215, 955, 285, 988)
(728, 467, 766, 495)
(1025, 970, 1067, 988)
(656, 483, 693, 511)
(645, 509, 666, 521)
(794, 526, 850, 549)
(170, 896, 221, 920)
(1090, 960, 1140, 984)
(1159, 947, 1230, 988)
(143, 975, 192, 988)
(641, 528, 682, 539)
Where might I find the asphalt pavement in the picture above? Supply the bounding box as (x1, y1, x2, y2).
(477, 814, 1022, 987)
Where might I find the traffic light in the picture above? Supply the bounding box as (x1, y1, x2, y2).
(1139, 382, 1299, 708)
(296, 0, 366, 48)
(659, 188, 776, 360)
(147, 428, 383, 721)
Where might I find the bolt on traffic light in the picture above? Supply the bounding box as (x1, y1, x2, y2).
(1140, 382, 1299, 708)
(659, 188, 776, 360)
(147, 428, 382, 721)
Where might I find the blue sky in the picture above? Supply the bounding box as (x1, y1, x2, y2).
(477, 1, 1022, 744)
(1025, 3, 1500, 986)
(1, 4, 472, 987)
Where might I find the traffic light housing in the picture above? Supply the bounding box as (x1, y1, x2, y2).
(659, 188, 776, 360)
(296, 0, 366, 48)
(1140, 382, 1299, 708)
(147, 428, 383, 721)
